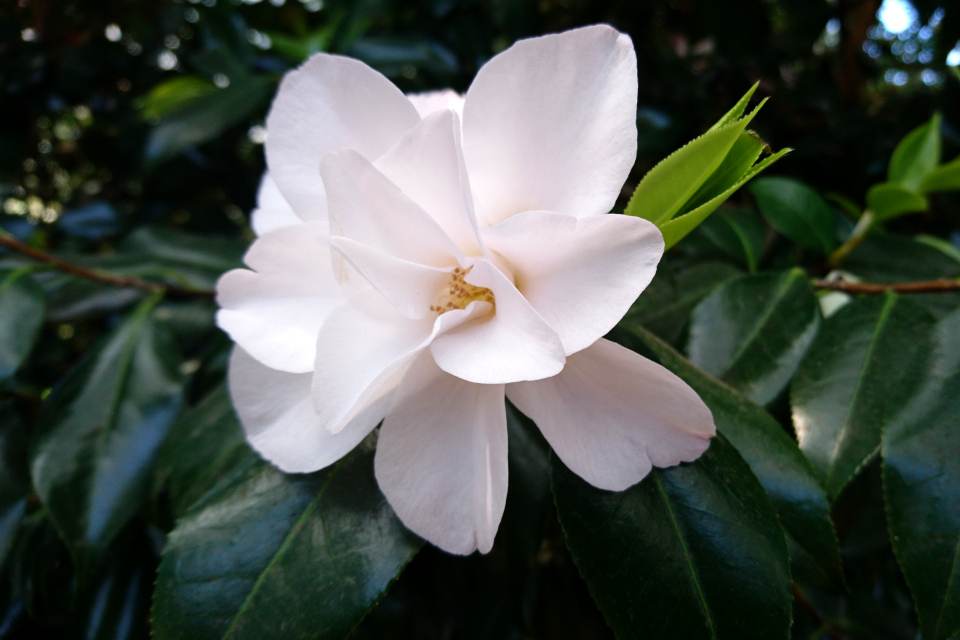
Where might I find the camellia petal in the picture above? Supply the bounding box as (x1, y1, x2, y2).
(481, 210, 663, 354)
(321, 149, 463, 267)
(229, 347, 389, 473)
(430, 259, 566, 384)
(216, 223, 343, 373)
(507, 339, 715, 492)
(462, 25, 637, 226)
(406, 89, 465, 119)
(375, 110, 484, 256)
(265, 53, 420, 223)
(250, 172, 304, 237)
(375, 351, 507, 555)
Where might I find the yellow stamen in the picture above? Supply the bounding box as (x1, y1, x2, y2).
(430, 266, 494, 315)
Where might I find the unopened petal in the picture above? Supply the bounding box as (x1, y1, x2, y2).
(229, 347, 387, 473)
(250, 172, 304, 236)
(375, 352, 507, 555)
(321, 149, 462, 267)
(407, 89, 465, 119)
(508, 339, 714, 492)
(265, 53, 419, 223)
(216, 223, 343, 373)
(430, 259, 565, 384)
(462, 25, 637, 226)
(482, 210, 663, 355)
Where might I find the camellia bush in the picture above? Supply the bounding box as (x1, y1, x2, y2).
(1, 1, 959, 640)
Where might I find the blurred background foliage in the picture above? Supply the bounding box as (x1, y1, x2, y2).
(1, 0, 960, 638)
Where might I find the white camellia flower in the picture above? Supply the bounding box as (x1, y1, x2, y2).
(216, 25, 716, 555)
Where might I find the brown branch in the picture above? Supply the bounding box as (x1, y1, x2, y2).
(791, 583, 850, 640)
(0, 233, 214, 300)
(814, 278, 960, 294)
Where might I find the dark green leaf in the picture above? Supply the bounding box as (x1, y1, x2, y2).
(750, 177, 836, 253)
(865, 183, 928, 221)
(888, 113, 941, 192)
(0, 402, 29, 570)
(30, 297, 183, 578)
(623, 261, 742, 346)
(882, 307, 960, 640)
(152, 442, 422, 640)
(153, 384, 251, 518)
(790, 293, 935, 500)
(137, 76, 216, 121)
(552, 435, 792, 640)
(612, 323, 843, 588)
(0, 268, 45, 382)
(117, 226, 245, 288)
(687, 269, 821, 406)
(697, 208, 767, 272)
(144, 75, 274, 165)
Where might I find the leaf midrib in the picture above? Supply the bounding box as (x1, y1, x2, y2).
(654, 471, 718, 640)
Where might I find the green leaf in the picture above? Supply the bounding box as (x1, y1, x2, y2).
(138, 76, 216, 121)
(882, 307, 960, 640)
(0, 402, 29, 570)
(623, 261, 742, 346)
(790, 293, 936, 500)
(920, 155, 960, 193)
(865, 182, 928, 221)
(625, 101, 765, 225)
(152, 442, 423, 640)
(153, 384, 251, 518)
(0, 268, 45, 382)
(916, 234, 960, 265)
(697, 208, 767, 272)
(660, 147, 790, 250)
(552, 435, 792, 640)
(888, 113, 941, 191)
(612, 323, 844, 589)
(117, 226, 245, 288)
(750, 177, 836, 253)
(687, 269, 821, 406)
(682, 131, 765, 214)
(144, 75, 275, 165)
(30, 297, 184, 578)
(707, 82, 759, 132)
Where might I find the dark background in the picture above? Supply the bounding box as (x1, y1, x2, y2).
(1, 0, 959, 638)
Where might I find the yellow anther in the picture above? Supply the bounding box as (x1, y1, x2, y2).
(432, 265, 494, 315)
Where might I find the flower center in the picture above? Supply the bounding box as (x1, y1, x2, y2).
(430, 266, 494, 315)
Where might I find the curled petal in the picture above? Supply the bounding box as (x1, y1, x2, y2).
(430, 259, 565, 384)
(216, 223, 342, 373)
(265, 53, 419, 223)
(508, 339, 715, 492)
(375, 352, 507, 555)
(481, 210, 663, 355)
(229, 347, 388, 473)
(462, 25, 637, 225)
(250, 172, 304, 237)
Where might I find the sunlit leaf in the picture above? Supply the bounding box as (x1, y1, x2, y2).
(866, 182, 928, 221)
(888, 113, 941, 192)
(707, 82, 759, 132)
(137, 76, 216, 121)
(920, 156, 960, 194)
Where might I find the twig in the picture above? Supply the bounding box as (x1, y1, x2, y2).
(813, 278, 960, 294)
(0, 233, 215, 300)
(828, 210, 874, 267)
(791, 583, 849, 640)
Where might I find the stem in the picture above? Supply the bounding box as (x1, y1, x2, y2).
(828, 210, 874, 267)
(813, 278, 960, 294)
(792, 584, 850, 640)
(0, 232, 214, 300)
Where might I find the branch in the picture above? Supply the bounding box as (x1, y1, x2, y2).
(0, 233, 215, 300)
(814, 278, 960, 294)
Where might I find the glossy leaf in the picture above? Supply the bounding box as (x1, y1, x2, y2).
(612, 323, 843, 588)
(750, 177, 836, 253)
(888, 113, 941, 192)
(660, 147, 790, 250)
(152, 442, 423, 640)
(790, 293, 935, 500)
(697, 208, 767, 272)
(552, 435, 792, 640)
(687, 269, 820, 406)
(623, 261, 742, 346)
(153, 384, 251, 518)
(30, 297, 183, 578)
(920, 156, 960, 193)
(0, 268, 45, 382)
(865, 182, 928, 221)
(625, 101, 764, 225)
(882, 307, 960, 640)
